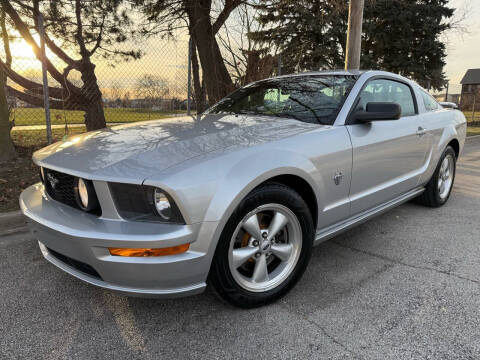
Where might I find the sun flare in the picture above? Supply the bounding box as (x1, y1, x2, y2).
(9, 41, 36, 60)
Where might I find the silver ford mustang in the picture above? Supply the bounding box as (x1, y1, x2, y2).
(20, 70, 466, 308)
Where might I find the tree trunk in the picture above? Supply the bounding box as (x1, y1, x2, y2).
(80, 61, 106, 131)
(191, 39, 207, 113)
(0, 71, 16, 161)
(84, 99, 106, 131)
(187, 1, 234, 105)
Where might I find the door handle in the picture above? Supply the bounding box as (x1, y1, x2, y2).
(416, 126, 427, 136)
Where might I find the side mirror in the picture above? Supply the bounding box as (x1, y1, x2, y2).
(354, 102, 401, 122)
(439, 102, 458, 110)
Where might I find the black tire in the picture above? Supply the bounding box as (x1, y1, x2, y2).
(417, 146, 456, 207)
(209, 183, 314, 308)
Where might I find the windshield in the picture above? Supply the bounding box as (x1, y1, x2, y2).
(206, 75, 357, 125)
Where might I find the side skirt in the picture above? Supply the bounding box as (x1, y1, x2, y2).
(314, 187, 425, 246)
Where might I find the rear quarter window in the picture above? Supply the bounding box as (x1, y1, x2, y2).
(421, 90, 441, 112)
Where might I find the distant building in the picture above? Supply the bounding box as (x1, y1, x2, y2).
(434, 93, 461, 105)
(129, 98, 180, 111)
(460, 68, 480, 110)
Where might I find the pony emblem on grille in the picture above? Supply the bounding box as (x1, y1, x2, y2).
(46, 173, 59, 189)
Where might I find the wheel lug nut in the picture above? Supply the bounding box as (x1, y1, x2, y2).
(255, 253, 261, 258)
(262, 232, 267, 238)
(253, 240, 259, 246)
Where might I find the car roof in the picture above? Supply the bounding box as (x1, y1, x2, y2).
(267, 70, 416, 86)
(272, 70, 365, 79)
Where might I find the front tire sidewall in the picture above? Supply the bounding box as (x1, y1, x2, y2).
(433, 147, 456, 206)
(209, 184, 314, 308)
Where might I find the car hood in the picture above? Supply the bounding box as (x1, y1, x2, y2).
(33, 114, 321, 183)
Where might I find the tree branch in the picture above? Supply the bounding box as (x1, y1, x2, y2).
(32, 0, 78, 67)
(75, 0, 88, 58)
(89, 12, 106, 56)
(212, 0, 243, 34)
(0, 8, 12, 69)
(0, 0, 81, 95)
(0, 60, 66, 99)
(6, 86, 83, 110)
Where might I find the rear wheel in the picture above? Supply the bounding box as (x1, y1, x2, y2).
(209, 183, 314, 308)
(417, 146, 456, 207)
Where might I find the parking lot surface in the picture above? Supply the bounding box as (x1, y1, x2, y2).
(1, 139, 479, 359)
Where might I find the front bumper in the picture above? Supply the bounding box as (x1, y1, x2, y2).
(20, 183, 219, 298)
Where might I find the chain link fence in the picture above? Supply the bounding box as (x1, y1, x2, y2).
(431, 82, 479, 125)
(5, 19, 479, 147)
(4, 24, 192, 143)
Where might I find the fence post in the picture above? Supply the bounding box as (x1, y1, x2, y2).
(277, 54, 282, 76)
(472, 93, 476, 123)
(187, 37, 192, 116)
(38, 14, 52, 144)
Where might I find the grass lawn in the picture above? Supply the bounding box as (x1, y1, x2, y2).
(463, 111, 480, 123)
(11, 107, 186, 126)
(11, 127, 86, 147)
(467, 126, 480, 137)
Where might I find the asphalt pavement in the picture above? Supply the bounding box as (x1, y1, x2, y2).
(1, 139, 479, 359)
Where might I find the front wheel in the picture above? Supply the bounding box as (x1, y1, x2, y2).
(417, 146, 456, 207)
(209, 183, 314, 308)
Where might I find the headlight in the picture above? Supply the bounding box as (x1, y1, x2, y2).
(154, 189, 172, 220)
(74, 178, 99, 212)
(109, 183, 185, 223)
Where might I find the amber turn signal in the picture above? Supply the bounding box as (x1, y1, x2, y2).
(109, 244, 189, 257)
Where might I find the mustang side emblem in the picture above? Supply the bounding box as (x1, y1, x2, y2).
(333, 171, 344, 185)
(46, 173, 59, 189)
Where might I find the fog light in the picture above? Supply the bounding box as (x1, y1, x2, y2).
(78, 178, 89, 208)
(108, 244, 189, 257)
(74, 177, 98, 212)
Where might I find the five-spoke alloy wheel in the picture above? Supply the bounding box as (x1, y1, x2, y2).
(417, 145, 457, 207)
(437, 154, 454, 201)
(209, 183, 314, 308)
(228, 204, 302, 292)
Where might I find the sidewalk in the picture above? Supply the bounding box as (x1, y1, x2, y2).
(11, 112, 190, 131)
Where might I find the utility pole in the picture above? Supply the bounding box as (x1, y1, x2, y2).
(344, 0, 365, 70)
(445, 82, 449, 102)
(187, 37, 192, 116)
(38, 14, 52, 144)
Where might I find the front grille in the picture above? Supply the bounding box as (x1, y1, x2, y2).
(44, 169, 78, 208)
(42, 168, 101, 215)
(47, 247, 102, 280)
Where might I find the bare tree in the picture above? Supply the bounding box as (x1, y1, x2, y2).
(0, 0, 141, 131)
(135, 74, 169, 103)
(138, 0, 247, 106)
(217, 3, 276, 85)
(0, 7, 16, 161)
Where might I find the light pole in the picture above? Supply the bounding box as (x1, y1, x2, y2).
(344, 0, 365, 70)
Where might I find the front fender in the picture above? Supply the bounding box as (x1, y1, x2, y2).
(204, 148, 322, 223)
(198, 148, 322, 267)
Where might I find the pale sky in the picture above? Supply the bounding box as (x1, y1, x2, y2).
(443, 0, 480, 92)
(3, 0, 478, 97)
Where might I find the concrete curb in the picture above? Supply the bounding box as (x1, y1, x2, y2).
(0, 210, 27, 236)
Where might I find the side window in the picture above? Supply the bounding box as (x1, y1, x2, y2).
(358, 79, 416, 117)
(421, 90, 440, 112)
